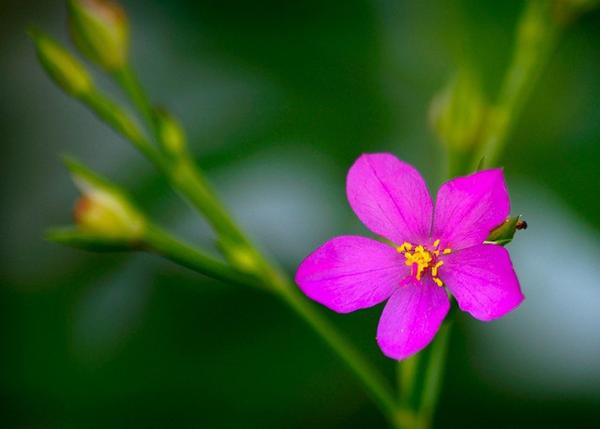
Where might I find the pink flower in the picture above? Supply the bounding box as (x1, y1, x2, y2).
(295, 153, 524, 360)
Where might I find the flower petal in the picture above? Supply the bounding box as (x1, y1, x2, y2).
(376, 278, 449, 360)
(295, 236, 406, 313)
(347, 153, 433, 245)
(433, 169, 510, 249)
(443, 244, 524, 321)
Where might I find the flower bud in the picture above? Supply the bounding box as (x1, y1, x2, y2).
(429, 69, 487, 152)
(67, 0, 129, 71)
(66, 158, 145, 241)
(29, 29, 94, 97)
(154, 108, 187, 157)
(486, 215, 526, 246)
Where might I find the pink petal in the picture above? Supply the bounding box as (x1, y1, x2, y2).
(347, 153, 433, 245)
(433, 169, 510, 249)
(443, 244, 524, 321)
(295, 236, 406, 313)
(376, 278, 450, 360)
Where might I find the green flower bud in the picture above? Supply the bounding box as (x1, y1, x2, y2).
(67, 0, 129, 71)
(65, 157, 146, 241)
(154, 108, 187, 157)
(429, 69, 487, 152)
(29, 29, 94, 97)
(486, 215, 527, 246)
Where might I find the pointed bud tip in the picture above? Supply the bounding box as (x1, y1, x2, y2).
(486, 215, 526, 246)
(63, 158, 146, 241)
(31, 30, 94, 97)
(72, 189, 146, 241)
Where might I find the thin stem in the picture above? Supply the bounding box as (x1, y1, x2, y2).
(472, 0, 560, 169)
(142, 224, 397, 420)
(167, 159, 252, 247)
(261, 268, 398, 420)
(112, 61, 399, 423)
(399, 3, 566, 426)
(142, 225, 260, 289)
(395, 352, 421, 428)
(395, 320, 452, 429)
(113, 65, 160, 143)
(398, 353, 420, 407)
(418, 321, 452, 428)
(113, 65, 253, 247)
(79, 90, 166, 171)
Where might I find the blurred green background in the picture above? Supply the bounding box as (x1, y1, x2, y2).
(2, 0, 600, 427)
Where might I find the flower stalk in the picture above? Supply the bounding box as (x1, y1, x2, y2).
(112, 65, 161, 144)
(403, 1, 576, 427)
(141, 225, 259, 289)
(100, 23, 401, 422)
(396, 320, 452, 429)
(472, 0, 562, 170)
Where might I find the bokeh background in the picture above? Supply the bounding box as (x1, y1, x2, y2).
(2, 0, 600, 427)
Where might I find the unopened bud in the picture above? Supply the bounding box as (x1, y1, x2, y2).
(154, 108, 187, 157)
(429, 69, 487, 152)
(66, 158, 145, 241)
(67, 0, 129, 71)
(486, 215, 526, 246)
(29, 29, 94, 97)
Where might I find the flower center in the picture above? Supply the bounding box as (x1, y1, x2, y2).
(396, 239, 451, 287)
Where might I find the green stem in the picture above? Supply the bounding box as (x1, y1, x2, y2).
(167, 159, 252, 247)
(112, 61, 399, 423)
(79, 90, 166, 171)
(395, 321, 452, 429)
(143, 223, 397, 420)
(401, 3, 566, 425)
(398, 353, 420, 409)
(418, 321, 452, 427)
(112, 66, 253, 248)
(472, 0, 561, 169)
(142, 225, 258, 289)
(262, 268, 398, 421)
(113, 65, 160, 143)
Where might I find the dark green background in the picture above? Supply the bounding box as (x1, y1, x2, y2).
(1, 0, 600, 427)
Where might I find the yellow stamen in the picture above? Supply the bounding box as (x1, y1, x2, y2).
(402, 243, 433, 281)
(396, 242, 413, 253)
(397, 241, 452, 287)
